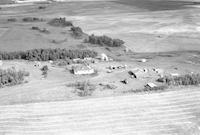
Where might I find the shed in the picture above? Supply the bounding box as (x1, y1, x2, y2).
(170, 73, 179, 77)
(101, 53, 109, 61)
(138, 59, 147, 63)
(146, 83, 157, 88)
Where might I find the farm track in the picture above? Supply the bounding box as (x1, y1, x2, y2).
(0, 88, 200, 135)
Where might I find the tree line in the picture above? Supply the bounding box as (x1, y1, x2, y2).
(0, 48, 98, 61)
(157, 74, 200, 86)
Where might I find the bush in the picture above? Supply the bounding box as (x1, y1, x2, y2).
(0, 48, 98, 61)
(31, 27, 50, 34)
(22, 17, 44, 22)
(31, 26, 40, 30)
(85, 34, 125, 47)
(7, 18, 17, 22)
(157, 74, 200, 86)
(38, 6, 46, 9)
(41, 65, 48, 78)
(123, 85, 168, 94)
(0, 68, 29, 88)
(68, 81, 96, 97)
(71, 26, 84, 38)
(48, 18, 73, 27)
(143, 85, 168, 92)
(41, 65, 48, 72)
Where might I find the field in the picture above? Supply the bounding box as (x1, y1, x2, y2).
(1, 88, 200, 135)
(1, 0, 200, 135)
(1, 1, 200, 52)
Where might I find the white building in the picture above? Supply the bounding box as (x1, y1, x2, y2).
(72, 65, 94, 75)
(101, 53, 109, 61)
(146, 83, 157, 88)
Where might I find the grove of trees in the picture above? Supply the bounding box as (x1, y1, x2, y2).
(85, 34, 125, 47)
(157, 74, 200, 86)
(0, 68, 29, 88)
(71, 26, 84, 38)
(48, 18, 73, 27)
(0, 48, 98, 61)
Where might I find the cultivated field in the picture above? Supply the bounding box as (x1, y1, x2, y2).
(1, 0, 200, 52)
(0, 88, 200, 135)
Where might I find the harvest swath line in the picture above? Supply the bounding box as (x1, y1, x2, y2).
(0, 87, 199, 135)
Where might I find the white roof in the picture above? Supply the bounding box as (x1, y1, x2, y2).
(146, 83, 157, 88)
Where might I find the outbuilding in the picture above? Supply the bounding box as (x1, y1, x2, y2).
(145, 83, 157, 88)
(101, 53, 109, 61)
(72, 65, 95, 75)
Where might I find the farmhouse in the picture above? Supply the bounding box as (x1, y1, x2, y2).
(72, 65, 95, 75)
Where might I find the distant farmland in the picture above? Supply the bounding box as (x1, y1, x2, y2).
(0, 0, 14, 5)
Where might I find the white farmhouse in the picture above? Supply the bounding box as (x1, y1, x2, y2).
(72, 65, 94, 75)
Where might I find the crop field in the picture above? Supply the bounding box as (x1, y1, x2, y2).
(0, 88, 200, 135)
(1, 0, 200, 52)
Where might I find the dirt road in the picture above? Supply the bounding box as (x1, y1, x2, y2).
(0, 88, 200, 135)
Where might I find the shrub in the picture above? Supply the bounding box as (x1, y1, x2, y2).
(31, 26, 40, 30)
(7, 18, 17, 22)
(31, 27, 50, 34)
(157, 74, 200, 86)
(143, 85, 168, 92)
(48, 18, 73, 27)
(68, 81, 96, 97)
(22, 17, 44, 22)
(38, 6, 46, 9)
(41, 65, 48, 78)
(41, 65, 48, 72)
(85, 34, 125, 47)
(71, 26, 84, 38)
(0, 48, 98, 61)
(0, 68, 29, 88)
(39, 28, 50, 34)
(123, 85, 168, 94)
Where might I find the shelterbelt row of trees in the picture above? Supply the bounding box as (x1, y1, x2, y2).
(0, 48, 98, 61)
(85, 34, 125, 47)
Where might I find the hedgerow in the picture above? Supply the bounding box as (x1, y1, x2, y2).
(157, 74, 200, 86)
(85, 34, 125, 47)
(48, 18, 73, 27)
(0, 48, 98, 61)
